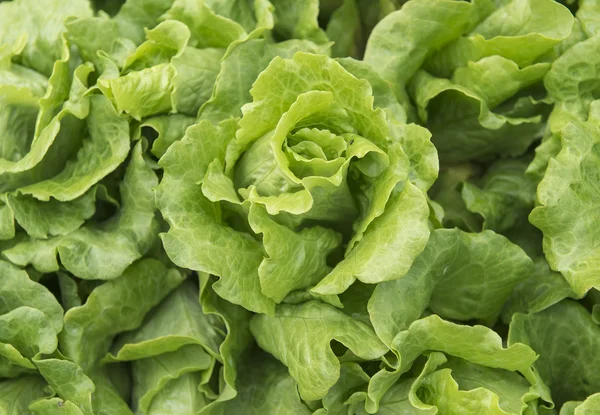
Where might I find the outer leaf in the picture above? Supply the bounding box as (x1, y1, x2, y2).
(0, 376, 48, 415)
(461, 159, 536, 233)
(0, 260, 63, 333)
(158, 119, 275, 314)
(368, 228, 533, 346)
(509, 300, 600, 407)
(196, 274, 253, 410)
(364, 0, 493, 86)
(0, 307, 58, 358)
(312, 181, 430, 295)
(147, 372, 209, 415)
(130, 345, 212, 413)
(18, 95, 130, 202)
(34, 358, 95, 414)
(408, 356, 540, 414)
(29, 399, 84, 415)
(200, 353, 311, 415)
(529, 119, 600, 296)
(270, 0, 328, 43)
(560, 394, 600, 415)
(366, 315, 543, 413)
(502, 258, 576, 323)
(0, 0, 92, 76)
(104, 280, 224, 362)
(59, 259, 185, 371)
(89, 368, 135, 415)
(199, 39, 330, 123)
(113, 0, 174, 44)
(8, 189, 97, 239)
(409, 69, 548, 163)
(315, 362, 370, 415)
(250, 301, 387, 401)
(4, 141, 159, 280)
(425, 0, 573, 76)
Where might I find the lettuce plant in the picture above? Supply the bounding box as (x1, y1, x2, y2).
(1, 0, 600, 414)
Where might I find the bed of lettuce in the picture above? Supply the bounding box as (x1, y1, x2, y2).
(1, 0, 599, 413)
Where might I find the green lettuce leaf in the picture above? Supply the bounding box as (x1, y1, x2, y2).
(368, 228, 533, 346)
(529, 112, 600, 296)
(250, 301, 387, 401)
(509, 300, 600, 407)
(4, 141, 159, 280)
(59, 258, 185, 371)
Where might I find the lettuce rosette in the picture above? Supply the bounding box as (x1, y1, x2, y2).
(158, 51, 437, 314)
(0, 257, 188, 414)
(65, 0, 280, 160)
(364, 0, 574, 163)
(0, 0, 163, 282)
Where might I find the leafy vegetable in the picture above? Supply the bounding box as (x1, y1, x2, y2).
(2, 0, 600, 413)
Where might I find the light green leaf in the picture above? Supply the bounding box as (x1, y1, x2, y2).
(312, 181, 430, 295)
(0, 0, 92, 76)
(364, 0, 493, 86)
(0, 307, 58, 357)
(34, 358, 95, 414)
(0, 376, 48, 415)
(158, 119, 275, 314)
(59, 259, 185, 371)
(250, 301, 387, 401)
(0, 196, 15, 240)
(140, 114, 196, 159)
(560, 393, 600, 415)
(529, 118, 600, 296)
(200, 353, 311, 415)
(8, 188, 97, 239)
(4, 141, 160, 280)
(131, 345, 212, 413)
(368, 228, 533, 346)
(29, 399, 84, 415)
(425, 0, 573, 77)
(529, 35, 600, 178)
(163, 0, 246, 48)
(0, 48, 88, 193)
(199, 38, 329, 123)
(578, 0, 600, 38)
(336, 57, 410, 125)
(233, 52, 389, 156)
(406, 355, 542, 415)
(171, 46, 224, 115)
(104, 280, 224, 362)
(18, 95, 130, 202)
(147, 372, 209, 415)
(366, 315, 542, 413)
(248, 204, 342, 303)
(0, 260, 63, 333)
(509, 300, 600, 407)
